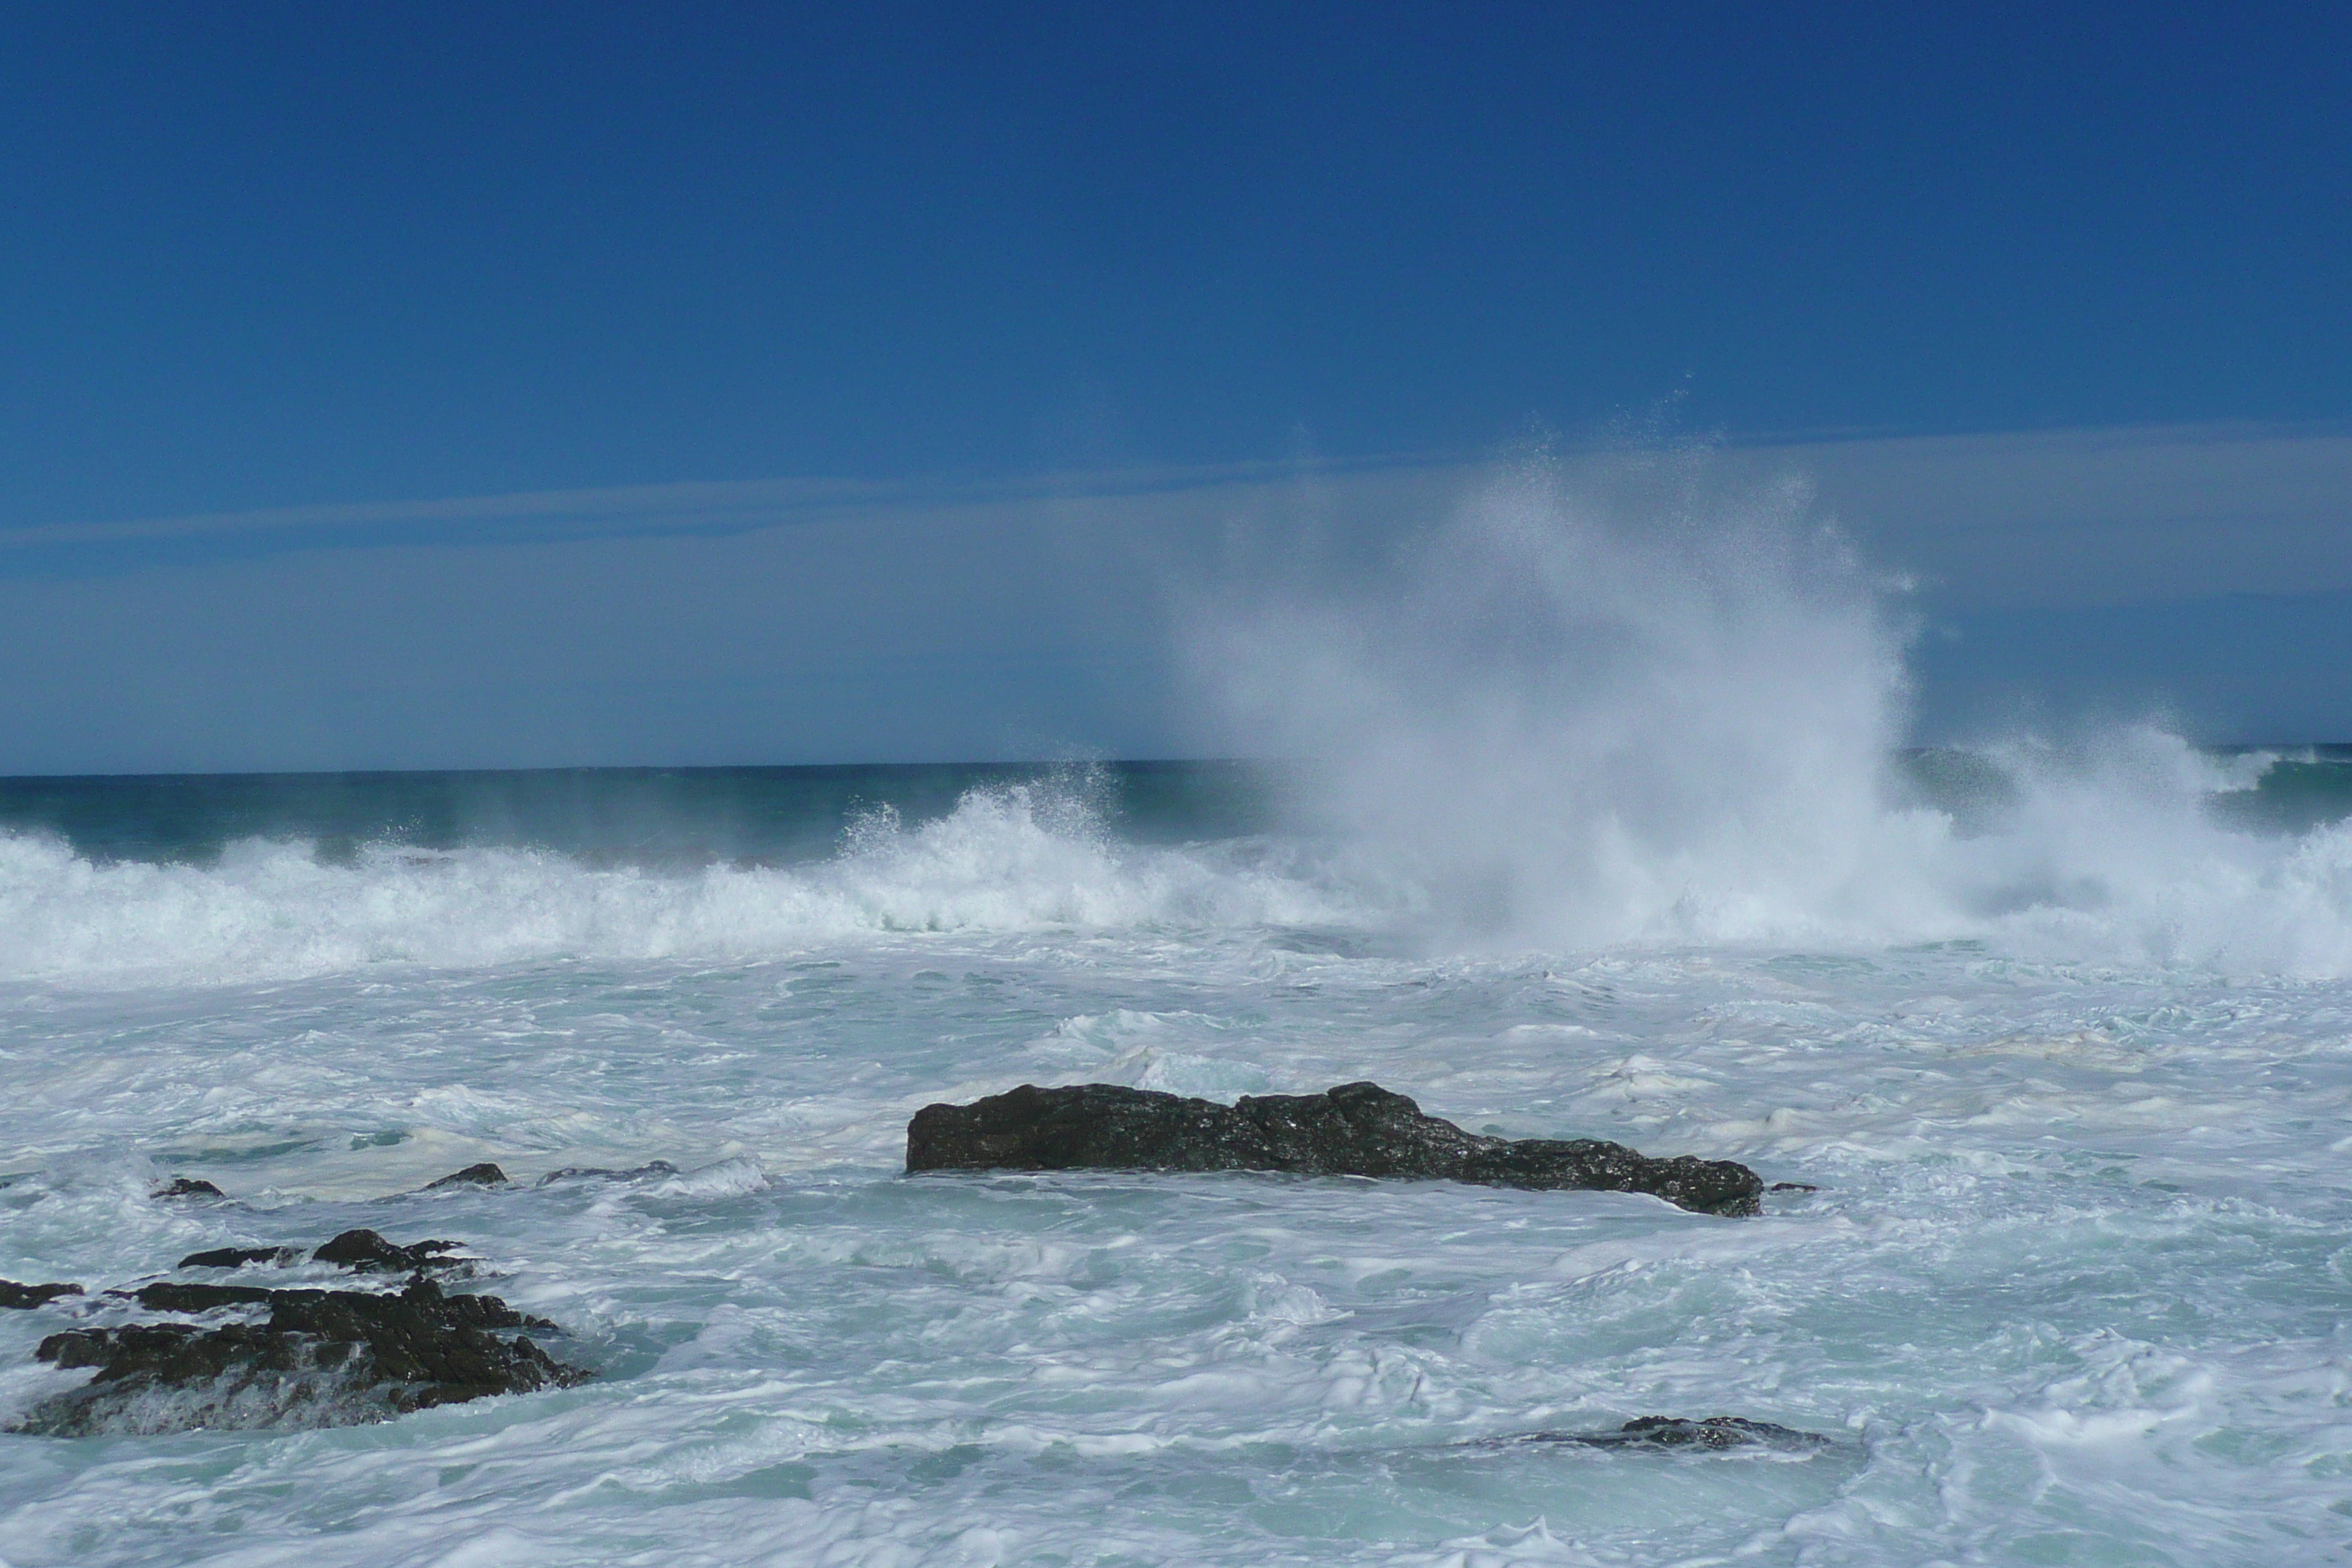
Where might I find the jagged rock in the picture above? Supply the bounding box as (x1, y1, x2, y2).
(906, 1082, 1765, 1217)
(536, 1160, 681, 1186)
(423, 1163, 508, 1190)
(178, 1245, 302, 1270)
(1500, 1416, 1833, 1452)
(16, 1277, 583, 1436)
(153, 1177, 225, 1199)
(0, 1281, 83, 1310)
(310, 1229, 466, 1274)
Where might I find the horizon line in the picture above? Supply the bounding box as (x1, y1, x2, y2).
(6, 742, 2350, 785)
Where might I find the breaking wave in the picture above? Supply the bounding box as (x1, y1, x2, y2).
(8, 448, 2351, 986)
(0, 783, 1353, 986)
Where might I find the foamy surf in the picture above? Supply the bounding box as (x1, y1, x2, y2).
(0, 782, 1359, 986)
(5, 459, 2352, 1567)
(7, 744, 2351, 993)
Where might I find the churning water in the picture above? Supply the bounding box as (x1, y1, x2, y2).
(4, 461, 2351, 1566)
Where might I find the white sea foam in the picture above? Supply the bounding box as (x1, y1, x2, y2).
(0, 783, 1354, 986)
(4, 739, 2349, 990)
(4, 455, 2351, 1564)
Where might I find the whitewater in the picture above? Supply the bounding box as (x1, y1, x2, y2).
(4, 460, 2351, 1566)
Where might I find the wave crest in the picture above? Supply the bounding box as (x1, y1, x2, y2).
(0, 783, 1349, 986)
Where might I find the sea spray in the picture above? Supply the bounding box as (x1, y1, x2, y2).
(1186, 448, 1937, 947)
(1186, 448, 2352, 973)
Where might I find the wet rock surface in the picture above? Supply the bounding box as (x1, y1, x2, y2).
(536, 1160, 680, 1186)
(152, 1177, 224, 1199)
(907, 1081, 1766, 1217)
(1, 1281, 83, 1310)
(423, 1162, 508, 1189)
(178, 1245, 302, 1270)
(310, 1229, 468, 1274)
(1499, 1416, 1835, 1452)
(175, 1231, 467, 1275)
(10, 1240, 584, 1436)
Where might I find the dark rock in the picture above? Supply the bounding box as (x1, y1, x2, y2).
(906, 1082, 1765, 1217)
(129, 1275, 559, 1333)
(153, 1177, 225, 1199)
(423, 1163, 508, 1190)
(17, 1277, 584, 1436)
(0, 1281, 83, 1310)
(535, 1160, 681, 1186)
(310, 1229, 466, 1274)
(1497, 1417, 1833, 1452)
(134, 1281, 282, 1311)
(1768, 1181, 1819, 1193)
(178, 1245, 302, 1270)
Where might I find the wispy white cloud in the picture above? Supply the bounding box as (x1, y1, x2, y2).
(0, 421, 2344, 769)
(10, 421, 2342, 614)
(0, 451, 1465, 557)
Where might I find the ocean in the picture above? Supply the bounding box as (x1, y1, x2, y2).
(7, 463, 2352, 1567)
(2, 746, 2351, 1567)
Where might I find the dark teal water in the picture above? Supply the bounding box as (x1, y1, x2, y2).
(0, 760, 1279, 867)
(1, 748, 2342, 868)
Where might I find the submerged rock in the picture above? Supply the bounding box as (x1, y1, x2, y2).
(906, 1082, 1765, 1217)
(310, 1229, 467, 1274)
(153, 1177, 225, 1199)
(0, 1281, 83, 1310)
(17, 1276, 583, 1436)
(423, 1162, 508, 1190)
(536, 1160, 681, 1186)
(1499, 1416, 1833, 1452)
(178, 1245, 302, 1270)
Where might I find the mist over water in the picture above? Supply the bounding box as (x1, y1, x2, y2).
(1191, 450, 2352, 975)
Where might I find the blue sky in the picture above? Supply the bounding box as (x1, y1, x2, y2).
(2, 4, 2348, 769)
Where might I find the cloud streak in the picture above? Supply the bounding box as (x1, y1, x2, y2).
(0, 452, 1467, 564)
(0, 420, 2344, 771)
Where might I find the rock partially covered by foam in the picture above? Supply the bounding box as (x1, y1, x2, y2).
(152, 1177, 224, 1199)
(1, 1281, 83, 1310)
(1504, 1416, 1834, 1451)
(309, 1229, 467, 1274)
(423, 1163, 508, 1190)
(536, 1160, 681, 1186)
(18, 1276, 584, 1436)
(177, 1245, 302, 1270)
(177, 1231, 466, 1275)
(906, 1082, 1764, 1217)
